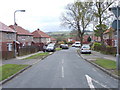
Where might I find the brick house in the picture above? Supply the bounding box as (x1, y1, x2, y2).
(50, 37, 56, 43)
(0, 22, 16, 59)
(9, 24, 33, 47)
(103, 27, 116, 47)
(32, 29, 51, 46)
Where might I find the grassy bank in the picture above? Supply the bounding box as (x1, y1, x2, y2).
(0, 64, 28, 81)
(92, 58, 120, 76)
(93, 58, 116, 69)
(23, 52, 49, 59)
(56, 48, 62, 51)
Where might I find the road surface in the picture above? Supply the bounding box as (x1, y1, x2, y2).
(2, 47, 119, 89)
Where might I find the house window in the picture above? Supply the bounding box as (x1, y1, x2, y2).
(6, 33, 13, 40)
(28, 42, 31, 46)
(7, 43, 12, 51)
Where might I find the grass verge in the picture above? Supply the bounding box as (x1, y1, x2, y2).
(56, 48, 62, 51)
(0, 64, 28, 81)
(23, 52, 49, 59)
(92, 58, 120, 76)
(92, 58, 116, 69)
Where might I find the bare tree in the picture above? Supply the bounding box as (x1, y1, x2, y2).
(61, 1, 93, 46)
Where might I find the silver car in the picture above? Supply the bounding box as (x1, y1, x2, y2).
(80, 45, 91, 54)
(46, 44, 56, 52)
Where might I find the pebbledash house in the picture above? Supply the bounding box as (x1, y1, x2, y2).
(9, 24, 35, 56)
(9, 24, 33, 47)
(31, 29, 51, 47)
(0, 22, 16, 59)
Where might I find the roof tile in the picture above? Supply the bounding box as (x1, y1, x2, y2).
(32, 29, 50, 38)
(9, 25, 33, 36)
(0, 22, 15, 33)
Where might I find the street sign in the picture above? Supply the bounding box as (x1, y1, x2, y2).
(112, 20, 120, 30)
(109, 7, 120, 18)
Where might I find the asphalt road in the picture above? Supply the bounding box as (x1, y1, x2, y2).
(2, 47, 119, 89)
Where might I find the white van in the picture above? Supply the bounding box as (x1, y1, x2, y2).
(72, 41, 81, 47)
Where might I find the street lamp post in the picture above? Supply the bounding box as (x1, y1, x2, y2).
(14, 10, 25, 57)
(109, 6, 120, 70)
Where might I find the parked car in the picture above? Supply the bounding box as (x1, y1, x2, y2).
(46, 44, 56, 52)
(72, 43, 75, 47)
(80, 44, 91, 54)
(60, 44, 64, 48)
(61, 44, 69, 49)
(72, 41, 81, 47)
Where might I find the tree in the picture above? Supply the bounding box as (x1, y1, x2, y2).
(93, 0, 115, 44)
(87, 36, 92, 42)
(94, 24, 108, 42)
(61, 1, 93, 46)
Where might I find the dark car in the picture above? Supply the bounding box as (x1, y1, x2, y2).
(46, 44, 56, 52)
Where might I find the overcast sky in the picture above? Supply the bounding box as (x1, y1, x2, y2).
(0, 0, 76, 32)
(1, 0, 118, 33)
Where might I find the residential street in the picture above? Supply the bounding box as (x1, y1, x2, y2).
(2, 47, 118, 88)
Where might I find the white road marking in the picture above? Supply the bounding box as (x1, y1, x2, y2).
(92, 78, 111, 89)
(85, 75, 95, 90)
(85, 75, 111, 90)
(62, 66, 64, 78)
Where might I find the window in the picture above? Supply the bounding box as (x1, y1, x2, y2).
(7, 43, 12, 51)
(6, 33, 13, 40)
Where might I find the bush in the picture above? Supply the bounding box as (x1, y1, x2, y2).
(92, 42, 117, 55)
(105, 46, 116, 55)
(92, 42, 102, 51)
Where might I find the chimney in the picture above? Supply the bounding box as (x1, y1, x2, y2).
(14, 22, 18, 26)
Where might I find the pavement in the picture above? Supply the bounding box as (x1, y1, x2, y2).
(2, 51, 44, 66)
(80, 50, 116, 61)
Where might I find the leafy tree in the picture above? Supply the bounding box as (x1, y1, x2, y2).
(87, 36, 92, 42)
(94, 24, 108, 42)
(93, 0, 114, 44)
(61, 1, 93, 46)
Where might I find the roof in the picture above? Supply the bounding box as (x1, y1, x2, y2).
(9, 25, 33, 36)
(104, 27, 114, 34)
(50, 37, 56, 41)
(0, 22, 16, 33)
(32, 29, 50, 38)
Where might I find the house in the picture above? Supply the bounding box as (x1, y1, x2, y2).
(0, 22, 16, 59)
(9, 24, 33, 47)
(50, 37, 56, 43)
(67, 38, 76, 43)
(103, 27, 116, 47)
(32, 29, 51, 46)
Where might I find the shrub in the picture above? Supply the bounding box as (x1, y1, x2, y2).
(92, 42, 117, 55)
(92, 42, 102, 51)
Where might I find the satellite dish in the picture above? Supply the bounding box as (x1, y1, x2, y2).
(112, 20, 120, 30)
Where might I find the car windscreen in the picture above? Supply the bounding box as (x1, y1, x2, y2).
(82, 46, 90, 48)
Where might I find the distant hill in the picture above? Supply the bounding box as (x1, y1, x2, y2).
(46, 31, 71, 36)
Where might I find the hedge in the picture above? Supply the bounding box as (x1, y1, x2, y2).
(92, 42, 117, 55)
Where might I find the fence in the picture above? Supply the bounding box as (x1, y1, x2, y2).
(18, 46, 42, 56)
(1, 51, 15, 60)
